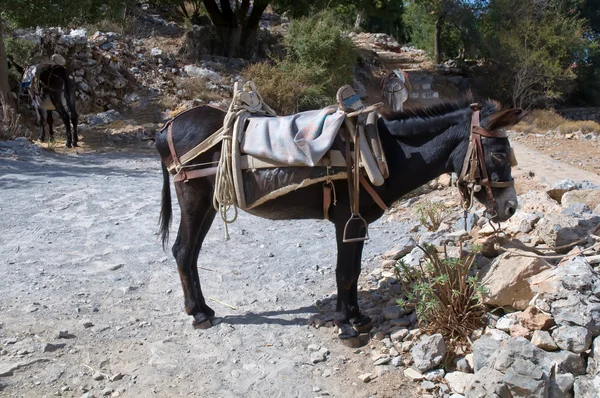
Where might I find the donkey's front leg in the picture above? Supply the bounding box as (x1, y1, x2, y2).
(333, 223, 368, 339)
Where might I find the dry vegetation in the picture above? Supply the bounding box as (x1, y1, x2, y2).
(514, 109, 600, 134)
(0, 96, 26, 140)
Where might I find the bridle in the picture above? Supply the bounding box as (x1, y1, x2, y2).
(381, 73, 407, 111)
(457, 103, 516, 218)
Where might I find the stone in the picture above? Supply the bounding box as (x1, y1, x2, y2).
(88, 110, 121, 126)
(42, 343, 66, 353)
(421, 380, 437, 391)
(530, 256, 600, 335)
(455, 357, 472, 373)
(310, 351, 327, 364)
(486, 329, 511, 341)
(425, 368, 445, 381)
(92, 371, 104, 380)
(473, 336, 502, 372)
(503, 359, 548, 397)
(445, 371, 474, 394)
(518, 306, 555, 331)
(455, 212, 479, 232)
(358, 373, 373, 382)
(150, 48, 164, 57)
(518, 190, 561, 213)
(401, 247, 426, 267)
(382, 306, 404, 320)
(552, 326, 592, 354)
(391, 329, 409, 342)
(496, 314, 519, 332)
(404, 368, 425, 381)
(534, 214, 599, 253)
(183, 65, 222, 82)
(509, 324, 532, 339)
(101, 388, 113, 396)
(0, 358, 50, 377)
(465, 366, 510, 398)
(531, 330, 558, 351)
(411, 334, 447, 372)
(109, 372, 124, 382)
(547, 179, 579, 203)
(80, 320, 94, 328)
(549, 372, 574, 398)
(540, 350, 586, 376)
(383, 237, 416, 260)
(480, 253, 551, 310)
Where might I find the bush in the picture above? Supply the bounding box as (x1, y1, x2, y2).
(558, 120, 600, 134)
(242, 9, 357, 114)
(285, 9, 356, 94)
(415, 201, 447, 232)
(396, 245, 486, 348)
(513, 109, 600, 134)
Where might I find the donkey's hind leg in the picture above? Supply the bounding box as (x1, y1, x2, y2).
(54, 100, 73, 148)
(46, 111, 55, 142)
(172, 179, 217, 329)
(36, 107, 46, 142)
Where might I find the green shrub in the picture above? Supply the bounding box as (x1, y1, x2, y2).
(415, 201, 447, 232)
(396, 245, 487, 348)
(243, 9, 357, 114)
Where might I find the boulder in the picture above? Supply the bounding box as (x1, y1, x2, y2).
(411, 334, 446, 372)
(465, 367, 510, 398)
(473, 336, 502, 372)
(445, 371, 475, 394)
(531, 330, 558, 351)
(503, 359, 548, 397)
(183, 65, 222, 82)
(534, 214, 599, 253)
(530, 256, 600, 335)
(547, 179, 580, 203)
(552, 326, 592, 354)
(518, 306, 555, 331)
(87, 110, 122, 126)
(518, 191, 561, 214)
(562, 190, 600, 212)
(383, 237, 416, 260)
(480, 253, 551, 310)
(549, 372, 574, 398)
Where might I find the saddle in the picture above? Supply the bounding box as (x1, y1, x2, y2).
(165, 81, 389, 241)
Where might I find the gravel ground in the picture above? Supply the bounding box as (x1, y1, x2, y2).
(0, 143, 414, 398)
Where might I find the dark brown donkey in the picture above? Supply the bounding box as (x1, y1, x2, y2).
(157, 98, 524, 340)
(21, 62, 79, 148)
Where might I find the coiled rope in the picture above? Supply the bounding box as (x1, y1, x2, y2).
(213, 81, 276, 239)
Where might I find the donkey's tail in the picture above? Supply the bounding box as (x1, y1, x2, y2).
(159, 161, 172, 250)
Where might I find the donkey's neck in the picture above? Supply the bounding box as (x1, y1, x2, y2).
(378, 113, 470, 204)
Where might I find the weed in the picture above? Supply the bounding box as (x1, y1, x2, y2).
(415, 200, 447, 231)
(558, 120, 600, 134)
(395, 244, 487, 349)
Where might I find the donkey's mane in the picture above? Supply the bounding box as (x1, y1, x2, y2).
(380, 96, 502, 139)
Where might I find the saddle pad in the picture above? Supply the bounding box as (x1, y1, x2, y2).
(240, 105, 346, 167)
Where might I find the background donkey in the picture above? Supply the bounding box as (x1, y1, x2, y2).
(381, 69, 411, 112)
(20, 57, 79, 148)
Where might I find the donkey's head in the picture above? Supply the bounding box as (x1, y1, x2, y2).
(458, 102, 525, 222)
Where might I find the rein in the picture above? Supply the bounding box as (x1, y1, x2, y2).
(457, 103, 515, 217)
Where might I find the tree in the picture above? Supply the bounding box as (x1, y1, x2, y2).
(201, 0, 270, 58)
(0, 16, 12, 108)
(481, 0, 586, 108)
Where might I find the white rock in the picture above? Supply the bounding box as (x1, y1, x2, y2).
(444, 371, 474, 394)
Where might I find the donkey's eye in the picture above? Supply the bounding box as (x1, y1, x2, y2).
(492, 153, 507, 164)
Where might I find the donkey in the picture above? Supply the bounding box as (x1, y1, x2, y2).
(381, 70, 411, 111)
(156, 98, 524, 340)
(21, 61, 79, 148)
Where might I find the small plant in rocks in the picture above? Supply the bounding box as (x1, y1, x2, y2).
(396, 244, 487, 349)
(415, 200, 447, 231)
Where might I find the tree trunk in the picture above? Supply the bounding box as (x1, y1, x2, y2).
(434, 16, 442, 65)
(202, 0, 269, 58)
(0, 18, 15, 109)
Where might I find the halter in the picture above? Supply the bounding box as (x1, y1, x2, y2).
(457, 103, 516, 217)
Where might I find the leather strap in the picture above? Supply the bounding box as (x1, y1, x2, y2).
(167, 122, 187, 182)
(359, 175, 388, 211)
(323, 184, 332, 220)
(174, 166, 219, 182)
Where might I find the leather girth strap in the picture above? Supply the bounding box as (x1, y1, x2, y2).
(166, 122, 187, 182)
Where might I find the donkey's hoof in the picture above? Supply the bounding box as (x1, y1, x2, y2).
(39, 137, 45, 143)
(337, 323, 359, 340)
(66, 142, 72, 149)
(351, 315, 373, 333)
(192, 313, 213, 329)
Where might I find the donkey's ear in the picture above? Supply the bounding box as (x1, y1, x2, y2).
(485, 108, 527, 131)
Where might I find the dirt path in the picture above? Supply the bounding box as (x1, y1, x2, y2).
(511, 142, 600, 187)
(0, 146, 415, 398)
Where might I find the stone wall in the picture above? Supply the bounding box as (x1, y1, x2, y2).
(556, 107, 600, 122)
